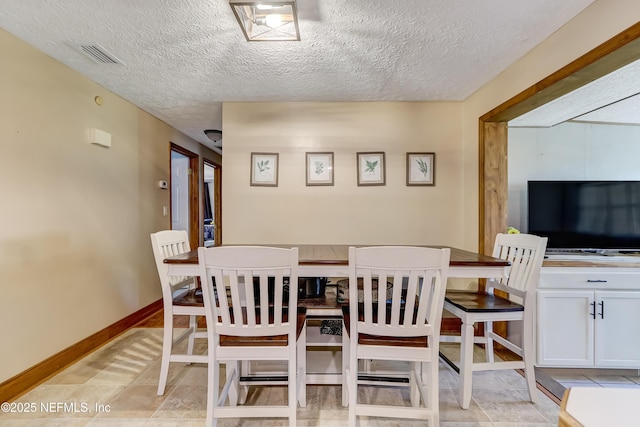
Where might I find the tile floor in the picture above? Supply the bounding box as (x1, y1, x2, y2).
(1, 328, 561, 426)
(542, 367, 640, 390)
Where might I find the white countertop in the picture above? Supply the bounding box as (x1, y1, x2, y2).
(563, 387, 640, 427)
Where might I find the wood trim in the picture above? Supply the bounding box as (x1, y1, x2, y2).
(214, 163, 222, 245)
(188, 155, 200, 248)
(480, 22, 640, 251)
(479, 121, 508, 256)
(558, 388, 584, 427)
(478, 23, 640, 343)
(203, 158, 223, 246)
(481, 21, 640, 123)
(0, 299, 162, 403)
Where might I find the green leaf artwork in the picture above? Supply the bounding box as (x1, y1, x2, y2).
(416, 158, 429, 176)
(314, 160, 324, 175)
(257, 160, 271, 173)
(364, 160, 378, 173)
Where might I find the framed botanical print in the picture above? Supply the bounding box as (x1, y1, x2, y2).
(306, 152, 334, 186)
(250, 152, 278, 186)
(357, 152, 385, 186)
(406, 152, 435, 186)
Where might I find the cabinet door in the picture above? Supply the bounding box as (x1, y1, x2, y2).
(537, 290, 594, 367)
(595, 291, 640, 368)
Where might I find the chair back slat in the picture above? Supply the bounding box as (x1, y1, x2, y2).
(490, 234, 548, 304)
(213, 269, 232, 325)
(387, 271, 400, 326)
(198, 246, 298, 338)
(349, 246, 450, 338)
(150, 230, 195, 299)
(242, 271, 256, 326)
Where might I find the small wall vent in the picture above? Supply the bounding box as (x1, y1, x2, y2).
(74, 44, 123, 65)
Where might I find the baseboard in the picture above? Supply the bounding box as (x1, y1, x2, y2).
(0, 298, 162, 403)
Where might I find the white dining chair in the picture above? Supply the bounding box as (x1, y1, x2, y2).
(441, 233, 547, 409)
(150, 230, 207, 396)
(342, 246, 450, 427)
(198, 246, 306, 427)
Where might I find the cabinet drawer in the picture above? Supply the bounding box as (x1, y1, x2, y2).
(539, 267, 640, 290)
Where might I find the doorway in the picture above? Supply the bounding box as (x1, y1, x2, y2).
(203, 159, 222, 246)
(170, 143, 199, 249)
(479, 22, 640, 255)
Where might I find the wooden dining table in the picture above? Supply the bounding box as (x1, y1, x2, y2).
(163, 244, 510, 385)
(163, 244, 510, 280)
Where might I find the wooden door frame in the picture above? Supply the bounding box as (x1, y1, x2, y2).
(479, 22, 640, 255)
(203, 157, 222, 246)
(170, 143, 200, 249)
(477, 23, 640, 342)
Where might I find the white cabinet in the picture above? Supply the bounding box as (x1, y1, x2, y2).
(537, 290, 594, 367)
(595, 291, 640, 367)
(537, 266, 640, 368)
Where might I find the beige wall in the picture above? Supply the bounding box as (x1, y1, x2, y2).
(220, 0, 640, 251)
(222, 102, 464, 246)
(0, 29, 217, 383)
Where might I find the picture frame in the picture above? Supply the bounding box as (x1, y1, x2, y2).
(250, 152, 279, 187)
(406, 152, 435, 186)
(306, 152, 334, 186)
(357, 152, 385, 186)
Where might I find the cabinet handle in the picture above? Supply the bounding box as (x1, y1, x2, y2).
(586, 279, 607, 283)
(598, 301, 604, 319)
(590, 301, 596, 319)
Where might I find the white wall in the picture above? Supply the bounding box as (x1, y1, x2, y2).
(508, 122, 640, 231)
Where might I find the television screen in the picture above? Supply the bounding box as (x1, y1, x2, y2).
(527, 181, 640, 250)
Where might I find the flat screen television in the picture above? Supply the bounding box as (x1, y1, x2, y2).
(527, 180, 640, 251)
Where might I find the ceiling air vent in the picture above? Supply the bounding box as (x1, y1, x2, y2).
(74, 44, 123, 65)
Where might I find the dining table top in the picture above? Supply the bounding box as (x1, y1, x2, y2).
(163, 244, 510, 268)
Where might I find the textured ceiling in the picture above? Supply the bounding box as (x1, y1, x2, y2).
(0, 0, 599, 152)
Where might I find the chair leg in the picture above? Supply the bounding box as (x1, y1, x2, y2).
(428, 359, 439, 427)
(410, 362, 420, 407)
(297, 322, 307, 408)
(207, 359, 219, 427)
(227, 361, 239, 406)
(341, 324, 349, 407)
(459, 320, 475, 409)
(484, 321, 495, 363)
(237, 361, 249, 404)
(288, 350, 297, 427)
(348, 340, 358, 426)
(157, 308, 174, 395)
(186, 314, 197, 359)
(523, 320, 538, 404)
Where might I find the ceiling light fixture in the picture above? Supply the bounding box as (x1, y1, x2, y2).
(204, 129, 223, 148)
(230, 0, 300, 42)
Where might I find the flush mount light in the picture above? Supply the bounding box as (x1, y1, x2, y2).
(204, 129, 222, 148)
(230, 0, 300, 41)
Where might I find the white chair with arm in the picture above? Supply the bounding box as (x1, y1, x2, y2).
(150, 230, 207, 396)
(198, 246, 306, 427)
(342, 246, 451, 427)
(442, 233, 547, 409)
